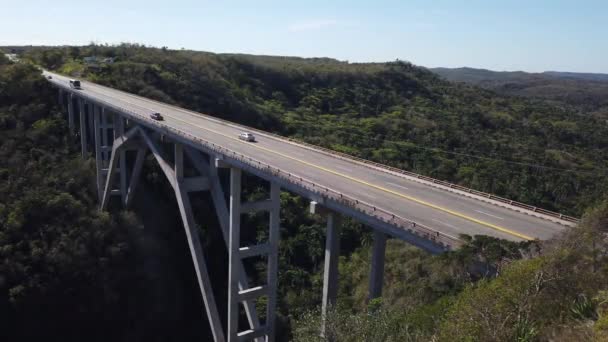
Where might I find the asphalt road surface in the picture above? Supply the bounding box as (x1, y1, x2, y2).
(45, 71, 573, 242)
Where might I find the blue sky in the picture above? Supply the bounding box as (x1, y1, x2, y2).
(2, 0, 607, 73)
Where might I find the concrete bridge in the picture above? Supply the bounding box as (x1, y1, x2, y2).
(45, 71, 577, 341)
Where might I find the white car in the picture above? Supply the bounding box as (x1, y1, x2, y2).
(239, 132, 255, 142)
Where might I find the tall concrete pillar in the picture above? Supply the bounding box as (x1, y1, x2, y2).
(188, 150, 264, 338)
(67, 93, 74, 133)
(321, 211, 341, 336)
(100, 108, 109, 166)
(368, 231, 387, 301)
(227, 168, 242, 341)
(87, 103, 94, 147)
(173, 143, 225, 342)
(266, 182, 281, 342)
(79, 99, 87, 158)
(93, 105, 103, 201)
(114, 114, 127, 205)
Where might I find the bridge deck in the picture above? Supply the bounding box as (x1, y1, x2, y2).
(46, 71, 572, 246)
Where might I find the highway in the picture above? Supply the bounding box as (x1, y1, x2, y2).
(45, 71, 574, 243)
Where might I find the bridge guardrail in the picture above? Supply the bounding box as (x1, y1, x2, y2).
(159, 118, 464, 250)
(63, 85, 463, 250)
(241, 130, 580, 224)
(64, 74, 578, 225)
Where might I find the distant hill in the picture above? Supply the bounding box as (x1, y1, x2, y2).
(431, 67, 608, 112)
(543, 71, 608, 82)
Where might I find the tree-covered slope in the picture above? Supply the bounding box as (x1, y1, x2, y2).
(0, 52, 222, 342)
(18, 44, 608, 216)
(432, 66, 608, 114)
(3, 45, 608, 341)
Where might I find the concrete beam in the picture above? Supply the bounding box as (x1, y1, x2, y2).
(368, 231, 387, 302)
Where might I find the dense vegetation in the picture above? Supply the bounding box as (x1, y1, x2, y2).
(0, 52, 239, 341)
(295, 207, 608, 341)
(18, 44, 608, 216)
(0, 55, 146, 340)
(1, 45, 608, 341)
(432, 66, 608, 115)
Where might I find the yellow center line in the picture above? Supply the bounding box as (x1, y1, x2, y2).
(70, 75, 534, 241)
(167, 114, 533, 241)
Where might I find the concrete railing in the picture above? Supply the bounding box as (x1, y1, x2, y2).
(62, 85, 463, 250)
(243, 130, 580, 224)
(73, 75, 578, 225)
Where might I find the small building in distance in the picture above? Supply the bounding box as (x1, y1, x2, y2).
(83, 56, 116, 69)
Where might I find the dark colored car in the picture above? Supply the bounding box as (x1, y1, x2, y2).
(150, 112, 164, 121)
(69, 79, 82, 89)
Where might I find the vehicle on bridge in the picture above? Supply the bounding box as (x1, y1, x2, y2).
(239, 132, 256, 142)
(150, 112, 164, 121)
(69, 79, 82, 89)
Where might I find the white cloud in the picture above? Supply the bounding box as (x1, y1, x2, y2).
(288, 19, 338, 32)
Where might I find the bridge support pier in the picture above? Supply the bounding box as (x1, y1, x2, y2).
(113, 114, 128, 205)
(136, 131, 227, 341)
(93, 106, 122, 203)
(186, 150, 266, 341)
(78, 98, 87, 158)
(124, 146, 146, 208)
(310, 201, 342, 337)
(368, 231, 387, 302)
(67, 93, 74, 134)
(228, 168, 281, 341)
(100, 125, 140, 210)
(93, 104, 104, 201)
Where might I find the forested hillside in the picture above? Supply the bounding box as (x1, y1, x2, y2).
(0, 54, 149, 340)
(2, 45, 608, 341)
(0, 52, 246, 341)
(19, 44, 608, 216)
(432, 66, 608, 114)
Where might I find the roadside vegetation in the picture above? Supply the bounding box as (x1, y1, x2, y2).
(1, 45, 607, 341)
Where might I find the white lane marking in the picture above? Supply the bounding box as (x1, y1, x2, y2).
(365, 193, 379, 200)
(386, 182, 409, 191)
(290, 151, 307, 158)
(475, 210, 504, 220)
(431, 218, 459, 229)
(334, 164, 353, 173)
